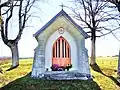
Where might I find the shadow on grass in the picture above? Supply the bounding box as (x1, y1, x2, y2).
(0, 68, 3, 73)
(91, 64, 120, 87)
(0, 72, 101, 90)
(6, 65, 19, 71)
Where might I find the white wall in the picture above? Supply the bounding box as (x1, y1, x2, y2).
(45, 29, 78, 71)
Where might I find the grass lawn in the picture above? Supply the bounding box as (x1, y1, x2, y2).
(91, 57, 120, 90)
(0, 57, 120, 90)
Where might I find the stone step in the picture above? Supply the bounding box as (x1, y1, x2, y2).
(42, 71, 92, 80)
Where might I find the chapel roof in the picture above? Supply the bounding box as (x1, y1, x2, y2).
(33, 9, 90, 38)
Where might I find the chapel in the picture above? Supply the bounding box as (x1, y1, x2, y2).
(31, 9, 91, 80)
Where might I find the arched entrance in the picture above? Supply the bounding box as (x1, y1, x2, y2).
(52, 36, 71, 66)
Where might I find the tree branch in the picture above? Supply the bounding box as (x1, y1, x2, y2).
(5, 3, 13, 39)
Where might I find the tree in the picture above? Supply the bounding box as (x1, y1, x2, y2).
(101, 0, 120, 77)
(0, 0, 38, 68)
(105, 0, 120, 77)
(0, 0, 14, 72)
(70, 0, 120, 65)
(101, 0, 120, 12)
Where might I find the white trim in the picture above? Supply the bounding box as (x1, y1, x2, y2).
(45, 30, 78, 71)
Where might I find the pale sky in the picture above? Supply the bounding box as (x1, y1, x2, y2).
(0, 0, 120, 57)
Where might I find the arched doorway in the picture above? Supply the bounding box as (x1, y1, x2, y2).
(52, 36, 71, 66)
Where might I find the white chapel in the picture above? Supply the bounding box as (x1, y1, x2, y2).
(31, 9, 91, 80)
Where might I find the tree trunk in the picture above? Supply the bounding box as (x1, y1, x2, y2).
(90, 31, 96, 65)
(10, 44, 19, 68)
(90, 38, 96, 65)
(118, 50, 120, 76)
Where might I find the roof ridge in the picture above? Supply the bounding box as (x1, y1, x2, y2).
(33, 9, 89, 38)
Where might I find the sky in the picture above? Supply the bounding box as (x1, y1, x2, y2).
(0, 0, 120, 57)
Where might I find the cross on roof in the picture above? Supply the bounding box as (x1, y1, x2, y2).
(59, 3, 65, 10)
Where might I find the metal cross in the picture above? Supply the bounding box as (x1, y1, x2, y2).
(59, 3, 64, 10)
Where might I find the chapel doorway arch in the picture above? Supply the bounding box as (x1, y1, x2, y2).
(52, 36, 71, 66)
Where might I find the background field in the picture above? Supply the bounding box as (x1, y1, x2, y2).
(0, 57, 120, 90)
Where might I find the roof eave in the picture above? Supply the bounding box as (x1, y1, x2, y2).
(33, 9, 89, 38)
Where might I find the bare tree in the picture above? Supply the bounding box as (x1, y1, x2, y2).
(101, 0, 120, 12)
(0, 0, 14, 72)
(0, 0, 38, 68)
(105, 0, 120, 77)
(100, 0, 120, 77)
(70, 0, 120, 65)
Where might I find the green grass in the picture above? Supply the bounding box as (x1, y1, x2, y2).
(91, 57, 120, 90)
(0, 57, 120, 90)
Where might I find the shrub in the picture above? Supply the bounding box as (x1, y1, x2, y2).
(58, 68, 64, 71)
(51, 64, 72, 71)
(66, 64, 72, 71)
(51, 64, 59, 71)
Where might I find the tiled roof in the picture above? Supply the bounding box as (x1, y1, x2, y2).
(33, 9, 90, 38)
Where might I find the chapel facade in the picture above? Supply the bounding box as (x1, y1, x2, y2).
(31, 9, 91, 80)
